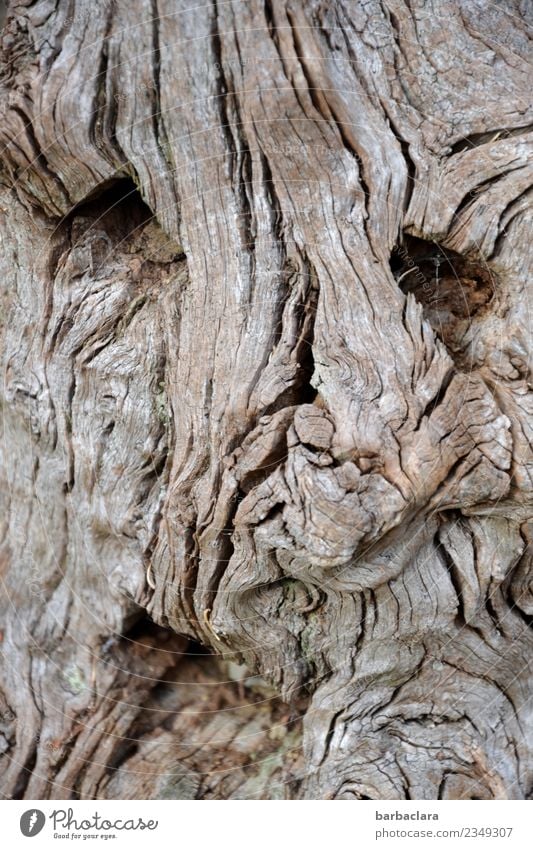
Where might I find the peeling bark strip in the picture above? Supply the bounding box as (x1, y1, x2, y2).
(0, 0, 531, 800)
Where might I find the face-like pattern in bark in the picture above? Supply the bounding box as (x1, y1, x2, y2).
(0, 0, 531, 799)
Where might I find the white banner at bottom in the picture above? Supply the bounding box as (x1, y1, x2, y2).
(3, 799, 531, 848)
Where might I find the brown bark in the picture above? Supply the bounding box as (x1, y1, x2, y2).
(0, 0, 531, 799)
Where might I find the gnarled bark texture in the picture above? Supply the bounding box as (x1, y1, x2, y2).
(0, 0, 531, 799)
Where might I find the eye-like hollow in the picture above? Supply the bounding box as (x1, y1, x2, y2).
(391, 234, 496, 356)
(64, 176, 152, 246)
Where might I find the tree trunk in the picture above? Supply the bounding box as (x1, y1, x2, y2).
(0, 0, 531, 800)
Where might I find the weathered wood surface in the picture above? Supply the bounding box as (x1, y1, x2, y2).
(0, 0, 531, 799)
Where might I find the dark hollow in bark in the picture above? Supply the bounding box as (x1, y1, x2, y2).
(0, 0, 531, 800)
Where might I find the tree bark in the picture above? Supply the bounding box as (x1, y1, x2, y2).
(0, 0, 531, 800)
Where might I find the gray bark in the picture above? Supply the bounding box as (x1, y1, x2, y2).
(0, 0, 531, 799)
